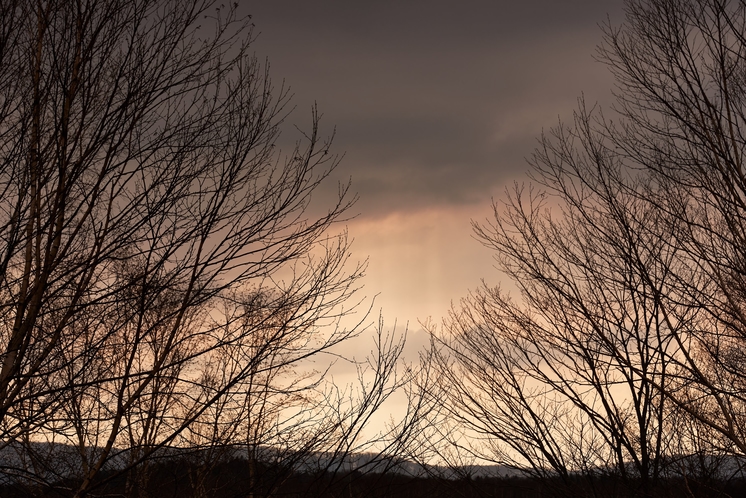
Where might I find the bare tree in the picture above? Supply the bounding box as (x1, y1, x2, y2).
(0, 1, 417, 496)
(594, 0, 746, 455)
(424, 154, 674, 497)
(423, 0, 746, 495)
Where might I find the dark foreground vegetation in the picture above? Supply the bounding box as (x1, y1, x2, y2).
(2, 455, 746, 498)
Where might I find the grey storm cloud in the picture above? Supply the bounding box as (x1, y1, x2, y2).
(245, 0, 625, 217)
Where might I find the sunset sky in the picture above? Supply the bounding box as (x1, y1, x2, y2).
(247, 1, 625, 334)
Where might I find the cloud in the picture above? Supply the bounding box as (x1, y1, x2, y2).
(249, 1, 623, 220)
(246, 0, 626, 324)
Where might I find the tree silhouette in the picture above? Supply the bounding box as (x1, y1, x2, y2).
(0, 1, 416, 496)
(422, 0, 746, 496)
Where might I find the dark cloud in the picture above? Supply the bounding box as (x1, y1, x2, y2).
(248, 1, 621, 47)
(244, 0, 626, 218)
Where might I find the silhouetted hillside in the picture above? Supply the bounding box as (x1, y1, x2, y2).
(2, 443, 746, 497)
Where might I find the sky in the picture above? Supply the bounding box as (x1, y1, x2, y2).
(245, 1, 626, 336)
